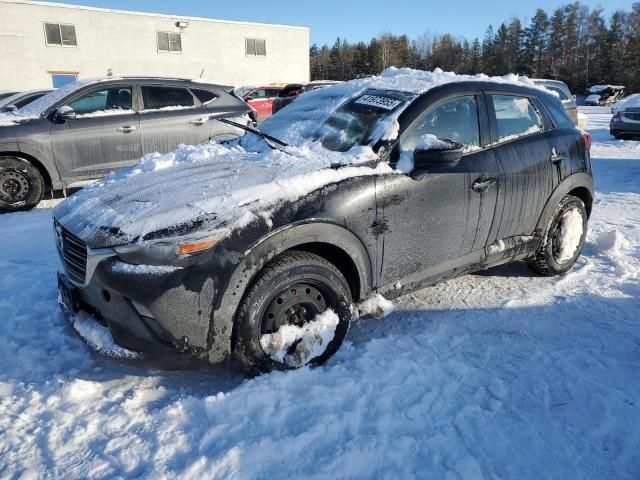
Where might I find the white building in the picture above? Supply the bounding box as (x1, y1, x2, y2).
(0, 0, 310, 90)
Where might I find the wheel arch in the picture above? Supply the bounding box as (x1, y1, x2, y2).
(207, 220, 374, 363)
(0, 147, 60, 192)
(535, 172, 595, 235)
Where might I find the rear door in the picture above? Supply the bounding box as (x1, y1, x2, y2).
(50, 84, 141, 179)
(376, 93, 499, 290)
(138, 84, 213, 155)
(484, 93, 555, 248)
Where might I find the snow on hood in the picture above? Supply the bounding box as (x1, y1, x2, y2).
(55, 68, 543, 245)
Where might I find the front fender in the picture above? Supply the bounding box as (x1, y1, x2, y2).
(207, 220, 374, 363)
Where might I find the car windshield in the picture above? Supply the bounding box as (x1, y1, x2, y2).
(253, 88, 411, 153)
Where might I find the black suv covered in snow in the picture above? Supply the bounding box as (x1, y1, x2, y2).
(0, 77, 251, 211)
(54, 69, 594, 372)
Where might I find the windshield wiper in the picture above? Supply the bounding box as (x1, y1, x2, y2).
(215, 118, 290, 151)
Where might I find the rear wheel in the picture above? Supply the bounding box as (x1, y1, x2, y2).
(233, 251, 352, 372)
(528, 195, 588, 276)
(0, 157, 44, 212)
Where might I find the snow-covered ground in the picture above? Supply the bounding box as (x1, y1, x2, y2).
(1, 106, 639, 479)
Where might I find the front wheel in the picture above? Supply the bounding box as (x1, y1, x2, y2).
(0, 157, 45, 212)
(528, 195, 588, 276)
(233, 251, 352, 372)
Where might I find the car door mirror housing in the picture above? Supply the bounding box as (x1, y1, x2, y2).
(413, 137, 464, 169)
(54, 106, 77, 122)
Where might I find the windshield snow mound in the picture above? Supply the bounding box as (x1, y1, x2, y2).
(54, 68, 543, 244)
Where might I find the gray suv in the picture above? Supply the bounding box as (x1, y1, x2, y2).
(0, 77, 251, 211)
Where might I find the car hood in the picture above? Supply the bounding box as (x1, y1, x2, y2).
(54, 141, 390, 248)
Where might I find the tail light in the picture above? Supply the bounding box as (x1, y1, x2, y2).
(582, 131, 592, 150)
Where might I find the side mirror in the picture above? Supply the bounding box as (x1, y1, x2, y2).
(54, 106, 76, 122)
(413, 135, 464, 169)
(2, 105, 17, 113)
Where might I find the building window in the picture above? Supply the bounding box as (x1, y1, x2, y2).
(44, 23, 77, 47)
(157, 32, 182, 53)
(246, 38, 266, 56)
(49, 72, 78, 88)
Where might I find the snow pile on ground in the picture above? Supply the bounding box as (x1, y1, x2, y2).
(557, 208, 584, 263)
(260, 309, 340, 367)
(70, 311, 141, 359)
(353, 293, 396, 319)
(1, 106, 639, 479)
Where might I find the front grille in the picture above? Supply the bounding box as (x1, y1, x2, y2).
(56, 223, 87, 285)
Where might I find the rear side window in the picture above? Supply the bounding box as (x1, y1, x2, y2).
(545, 100, 575, 129)
(249, 89, 267, 99)
(191, 89, 217, 105)
(491, 95, 543, 141)
(141, 86, 194, 110)
(67, 86, 133, 115)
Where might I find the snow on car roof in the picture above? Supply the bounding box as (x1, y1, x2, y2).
(56, 67, 547, 243)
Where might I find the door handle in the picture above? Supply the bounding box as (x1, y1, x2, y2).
(550, 148, 566, 164)
(189, 117, 210, 126)
(472, 177, 497, 192)
(117, 125, 136, 133)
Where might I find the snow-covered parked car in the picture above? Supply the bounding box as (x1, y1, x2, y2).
(0, 89, 53, 113)
(53, 68, 594, 372)
(584, 85, 625, 106)
(0, 77, 252, 211)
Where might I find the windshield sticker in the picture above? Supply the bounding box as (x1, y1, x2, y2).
(354, 95, 402, 111)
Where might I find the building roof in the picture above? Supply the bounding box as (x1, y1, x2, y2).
(1, 0, 310, 31)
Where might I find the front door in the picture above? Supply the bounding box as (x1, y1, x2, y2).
(376, 94, 499, 292)
(50, 84, 141, 180)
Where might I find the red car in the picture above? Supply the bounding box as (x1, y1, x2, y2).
(240, 86, 282, 122)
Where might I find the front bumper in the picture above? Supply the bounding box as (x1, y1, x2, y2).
(57, 255, 218, 364)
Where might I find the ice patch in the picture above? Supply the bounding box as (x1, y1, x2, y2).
(557, 208, 584, 263)
(260, 309, 340, 367)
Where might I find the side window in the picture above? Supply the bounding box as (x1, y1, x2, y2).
(400, 95, 480, 152)
(141, 86, 195, 110)
(191, 89, 218, 105)
(545, 101, 575, 129)
(67, 86, 133, 115)
(491, 95, 543, 141)
(266, 89, 280, 99)
(250, 89, 267, 100)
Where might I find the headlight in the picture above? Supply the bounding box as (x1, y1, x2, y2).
(114, 232, 226, 266)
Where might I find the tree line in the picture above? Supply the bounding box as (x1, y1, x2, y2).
(310, 2, 640, 93)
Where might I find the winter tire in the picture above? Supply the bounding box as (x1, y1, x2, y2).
(528, 195, 588, 276)
(0, 156, 45, 212)
(233, 250, 352, 372)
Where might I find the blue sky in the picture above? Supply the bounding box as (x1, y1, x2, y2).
(50, 0, 631, 45)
